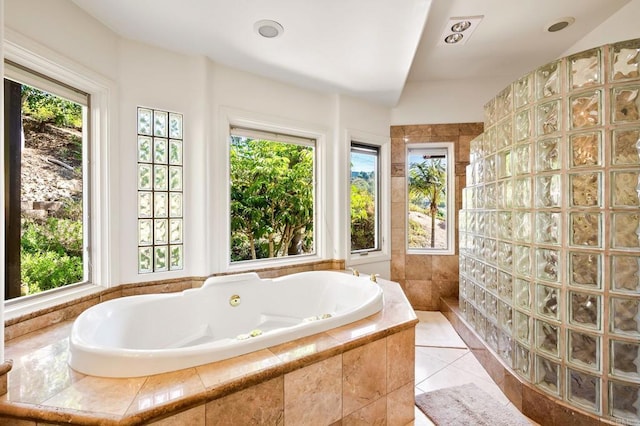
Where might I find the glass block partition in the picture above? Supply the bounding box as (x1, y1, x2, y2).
(459, 38, 640, 422)
(137, 107, 184, 273)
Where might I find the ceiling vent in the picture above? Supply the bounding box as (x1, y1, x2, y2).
(546, 17, 575, 33)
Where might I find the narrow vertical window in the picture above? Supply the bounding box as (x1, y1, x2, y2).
(137, 107, 183, 273)
(4, 63, 89, 299)
(350, 143, 380, 253)
(229, 127, 315, 263)
(407, 143, 455, 254)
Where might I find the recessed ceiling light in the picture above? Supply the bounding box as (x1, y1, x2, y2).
(546, 17, 575, 32)
(451, 21, 471, 33)
(445, 33, 464, 44)
(254, 20, 284, 38)
(439, 15, 483, 46)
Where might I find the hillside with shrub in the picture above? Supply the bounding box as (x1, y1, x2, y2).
(19, 87, 84, 296)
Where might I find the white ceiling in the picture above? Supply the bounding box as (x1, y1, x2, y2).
(408, 0, 631, 82)
(71, 0, 630, 107)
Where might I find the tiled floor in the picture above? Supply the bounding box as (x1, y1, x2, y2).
(412, 311, 535, 425)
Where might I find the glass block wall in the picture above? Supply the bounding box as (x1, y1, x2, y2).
(459, 38, 640, 421)
(137, 107, 184, 273)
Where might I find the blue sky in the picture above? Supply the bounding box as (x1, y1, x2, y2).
(351, 152, 376, 173)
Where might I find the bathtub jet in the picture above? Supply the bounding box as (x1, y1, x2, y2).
(68, 270, 384, 377)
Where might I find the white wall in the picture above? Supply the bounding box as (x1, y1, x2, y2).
(4, 0, 118, 80)
(336, 95, 391, 279)
(209, 62, 338, 274)
(563, 0, 640, 57)
(116, 39, 212, 283)
(391, 77, 506, 125)
(5, 0, 394, 287)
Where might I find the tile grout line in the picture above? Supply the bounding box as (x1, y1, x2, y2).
(414, 344, 467, 349)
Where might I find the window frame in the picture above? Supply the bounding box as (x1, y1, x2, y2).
(3, 30, 116, 316)
(219, 108, 327, 273)
(346, 130, 390, 267)
(3, 67, 90, 299)
(136, 106, 185, 274)
(228, 127, 317, 264)
(406, 142, 456, 255)
(349, 142, 381, 254)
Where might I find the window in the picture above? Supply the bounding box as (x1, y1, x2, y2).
(4, 62, 89, 299)
(350, 143, 380, 253)
(407, 143, 455, 254)
(136, 107, 184, 273)
(229, 127, 316, 263)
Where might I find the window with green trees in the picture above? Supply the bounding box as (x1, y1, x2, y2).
(229, 128, 315, 263)
(350, 143, 379, 252)
(4, 63, 88, 299)
(407, 143, 455, 254)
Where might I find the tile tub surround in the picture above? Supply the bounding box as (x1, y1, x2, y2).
(0, 278, 417, 425)
(390, 123, 484, 311)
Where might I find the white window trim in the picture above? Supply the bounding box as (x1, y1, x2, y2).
(406, 141, 456, 256)
(217, 107, 328, 273)
(3, 29, 117, 316)
(346, 129, 390, 267)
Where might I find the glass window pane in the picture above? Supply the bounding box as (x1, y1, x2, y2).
(169, 193, 183, 218)
(153, 165, 168, 191)
(15, 82, 87, 298)
(169, 113, 183, 139)
(407, 145, 453, 253)
(229, 133, 315, 262)
(138, 164, 152, 190)
(153, 110, 168, 137)
(137, 108, 152, 135)
(137, 107, 184, 273)
(154, 219, 168, 244)
(138, 192, 153, 218)
(154, 192, 168, 218)
(350, 144, 379, 252)
(138, 136, 152, 163)
(170, 245, 183, 270)
(169, 166, 182, 191)
(169, 139, 183, 165)
(154, 246, 168, 272)
(170, 219, 183, 243)
(153, 138, 168, 163)
(138, 219, 153, 245)
(138, 247, 153, 273)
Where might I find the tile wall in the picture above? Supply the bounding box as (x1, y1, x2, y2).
(458, 38, 640, 422)
(153, 328, 415, 425)
(390, 123, 483, 310)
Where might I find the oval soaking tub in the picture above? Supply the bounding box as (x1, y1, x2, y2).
(69, 270, 384, 377)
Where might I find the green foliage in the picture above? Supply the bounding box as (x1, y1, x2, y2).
(57, 198, 83, 222)
(59, 135, 83, 164)
(230, 137, 314, 261)
(21, 251, 83, 294)
(350, 183, 376, 250)
(22, 217, 83, 257)
(21, 85, 82, 128)
(408, 218, 428, 247)
(20, 213, 84, 295)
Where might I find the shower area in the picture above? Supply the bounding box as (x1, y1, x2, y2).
(458, 38, 640, 422)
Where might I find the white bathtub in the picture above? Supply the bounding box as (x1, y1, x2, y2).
(68, 270, 384, 377)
